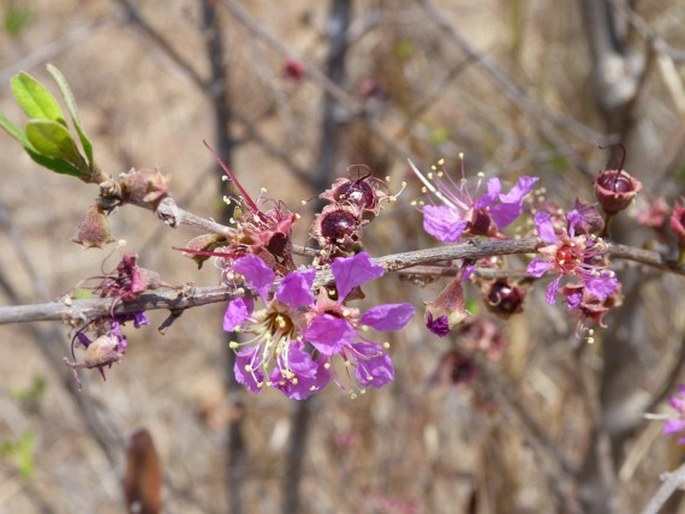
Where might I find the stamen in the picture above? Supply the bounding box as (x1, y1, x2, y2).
(407, 159, 458, 209)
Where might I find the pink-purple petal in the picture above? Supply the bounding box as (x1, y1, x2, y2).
(664, 418, 685, 435)
(223, 297, 254, 331)
(584, 273, 618, 302)
(360, 303, 415, 331)
(233, 255, 275, 302)
(332, 252, 384, 301)
(534, 211, 557, 243)
(352, 342, 394, 388)
(276, 268, 316, 309)
(498, 176, 538, 204)
(234, 347, 264, 394)
(545, 276, 562, 304)
(527, 258, 552, 278)
(422, 205, 468, 243)
(475, 178, 501, 209)
(304, 314, 355, 355)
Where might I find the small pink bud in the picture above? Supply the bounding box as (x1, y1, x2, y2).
(424, 269, 473, 337)
(119, 168, 169, 209)
(71, 204, 114, 248)
(670, 199, 685, 247)
(283, 58, 305, 82)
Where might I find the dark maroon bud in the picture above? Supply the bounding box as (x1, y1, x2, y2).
(333, 175, 376, 209)
(321, 210, 358, 242)
(319, 166, 393, 218)
(594, 169, 642, 214)
(311, 204, 362, 248)
(593, 146, 642, 215)
(484, 279, 526, 319)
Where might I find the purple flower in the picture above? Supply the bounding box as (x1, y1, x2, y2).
(304, 252, 415, 396)
(409, 158, 538, 242)
(527, 210, 619, 304)
(665, 386, 685, 444)
(225, 252, 414, 399)
(224, 255, 325, 399)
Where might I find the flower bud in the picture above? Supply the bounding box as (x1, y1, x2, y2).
(424, 273, 472, 337)
(311, 204, 363, 250)
(670, 199, 685, 247)
(119, 168, 169, 209)
(593, 168, 642, 215)
(71, 204, 114, 248)
(483, 278, 526, 319)
(319, 167, 391, 219)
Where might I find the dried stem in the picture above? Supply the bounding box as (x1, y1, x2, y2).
(1, 236, 683, 326)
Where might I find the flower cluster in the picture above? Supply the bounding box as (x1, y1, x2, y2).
(224, 252, 414, 399)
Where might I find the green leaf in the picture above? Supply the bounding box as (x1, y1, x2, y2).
(25, 119, 86, 168)
(10, 71, 66, 125)
(46, 64, 94, 167)
(25, 150, 84, 177)
(0, 112, 82, 177)
(0, 111, 29, 146)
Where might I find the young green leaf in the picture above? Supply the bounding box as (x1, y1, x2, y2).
(0, 112, 29, 146)
(0, 113, 83, 177)
(25, 119, 87, 171)
(46, 64, 94, 168)
(10, 72, 66, 125)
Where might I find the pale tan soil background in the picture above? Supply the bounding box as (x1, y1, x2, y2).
(1, 1, 685, 513)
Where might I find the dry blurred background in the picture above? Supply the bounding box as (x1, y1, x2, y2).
(1, 0, 685, 513)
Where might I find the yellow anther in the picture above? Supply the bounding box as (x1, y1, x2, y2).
(383, 342, 390, 349)
(245, 364, 253, 372)
(421, 186, 427, 193)
(477, 171, 485, 178)
(229, 341, 239, 349)
(427, 172, 434, 180)
(439, 157, 446, 165)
